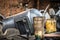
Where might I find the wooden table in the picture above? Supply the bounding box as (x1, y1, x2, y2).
(44, 32, 60, 37)
(20, 32, 60, 38)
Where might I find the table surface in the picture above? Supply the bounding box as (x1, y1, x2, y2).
(21, 32, 60, 38)
(44, 32, 60, 37)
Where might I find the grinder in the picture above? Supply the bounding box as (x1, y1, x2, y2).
(1, 9, 42, 35)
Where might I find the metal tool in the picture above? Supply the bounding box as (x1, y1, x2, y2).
(1, 9, 42, 40)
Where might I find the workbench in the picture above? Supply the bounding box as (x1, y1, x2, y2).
(44, 32, 60, 37)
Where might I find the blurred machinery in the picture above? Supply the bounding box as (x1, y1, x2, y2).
(0, 9, 42, 40)
(0, 7, 60, 40)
